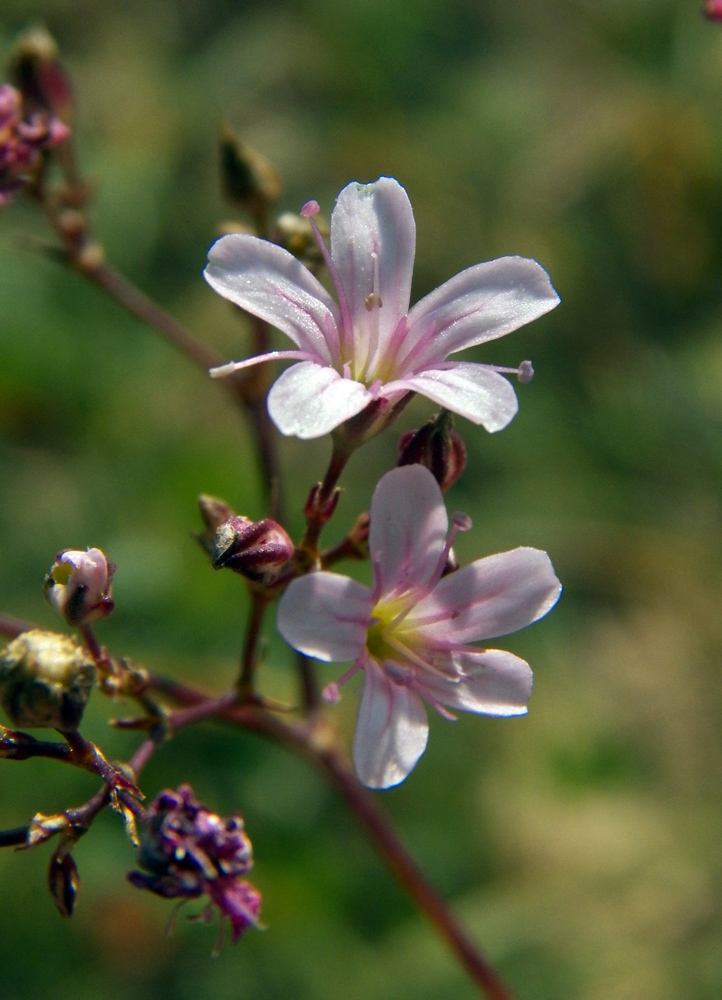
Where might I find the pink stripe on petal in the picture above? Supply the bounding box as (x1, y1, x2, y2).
(404, 256, 559, 368)
(352, 659, 429, 789)
(204, 233, 340, 362)
(276, 572, 373, 663)
(267, 362, 372, 439)
(395, 363, 519, 433)
(418, 649, 533, 716)
(330, 178, 416, 360)
(410, 547, 561, 643)
(368, 466, 448, 599)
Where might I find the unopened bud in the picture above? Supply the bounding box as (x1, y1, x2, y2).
(0, 630, 96, 730)
(304, 483, 340, 525)
(220, 124, 282, 220)
(44, 548, 115, 627)
(274, 212, 328, 271)
(48, 845, 80, 918)
(0, 82, 70, 205)
(196, 494, 236, 556)
(213, 516, 293, 581)
(704, 0, 722, 18)
(7, 26, 73, 119)
(397, 411, 467, 492)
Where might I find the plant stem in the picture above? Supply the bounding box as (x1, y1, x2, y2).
(238, 594, 269, 696)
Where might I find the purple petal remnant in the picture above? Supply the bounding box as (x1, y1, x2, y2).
(0, 83, 69, 205)
(277, 466, 561, 788)
(205, 177, 559, 439)
(128, 784, 262, 946)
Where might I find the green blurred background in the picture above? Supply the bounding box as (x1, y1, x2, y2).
(2, 1, 722, 997)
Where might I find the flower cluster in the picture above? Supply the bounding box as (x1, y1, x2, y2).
(128, 785, 262, 946)
(0, 83, 69, 205)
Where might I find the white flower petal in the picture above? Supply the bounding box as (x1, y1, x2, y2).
(267, 362, 372, 439)
(394, 362, 519, 432)
(277, 572, 373, 662)
(352, 659, 429, 789)
(401, 256, 559, 370)
(330, 178, 416, 361)
(420, 649, 533, 716)
(368, 466, 448, 599)
(410, 547, 561, 643)
(205, 233, 339, 361)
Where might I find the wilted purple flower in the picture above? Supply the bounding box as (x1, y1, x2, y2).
(205, 177, 558, 439)
(0, 83, 69, 204)
(128, 785, 261, 946)
(278, 466, 561, 789)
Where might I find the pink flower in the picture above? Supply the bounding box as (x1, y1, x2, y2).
(204, 177, 559, 439)
(277, 466, 561, 788)
(43, 547, 115, 627)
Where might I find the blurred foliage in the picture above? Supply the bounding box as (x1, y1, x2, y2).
(2, 0, 722, 998)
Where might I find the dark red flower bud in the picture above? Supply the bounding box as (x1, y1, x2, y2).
(397, 411, 467, 492)
(212, 516, 293, 581)
(705, 0, 722, 19)
(7, 26, 73, 118)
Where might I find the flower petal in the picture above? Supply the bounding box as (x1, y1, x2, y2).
(267, 362, 373, 439)
(420, 649, 533, 716)
(205, 234, 339, 361)
(352, 659, 429, 789)
(277, 572, 373, 662)
(410, 547, 561, 643)
(368, 466, 448, 599)
(393, 362, 519, 432)
(330, 178, 416, 363)
(400, 256, 559, 370)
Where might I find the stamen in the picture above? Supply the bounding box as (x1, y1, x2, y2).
(384, 634, 462, 683)
(301, 198, 355, 362)
(358, 251, 381, 381)
(518, 359, 534, 383)
(322, 657, 364, 702)
(386, 514, 473, 633)
(209, 350, 314, 378)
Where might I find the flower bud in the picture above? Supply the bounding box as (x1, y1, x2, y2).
(0, 630, 96, 730)
(196, 494, 236, 557)
(212, 516, 294, 581)
(48, 844, 80, 918)
(7, 26, 73, 118)
(43, 548, 115, 627)
(220, 124, 282, 221)
(704, 0, 722, 19)
(397, 411, 467, 492)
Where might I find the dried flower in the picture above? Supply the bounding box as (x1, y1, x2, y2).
(43, 548, 115, 627)
(205, 177, 558, 439)
(128, 785, 262, 947)
(0, 630, 96, 730)
(0, 83, 69, 204)
(278, 466, 561, 788)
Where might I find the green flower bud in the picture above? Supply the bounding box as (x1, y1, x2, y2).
(0, 630, 96, 731)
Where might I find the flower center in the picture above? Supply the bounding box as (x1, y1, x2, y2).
(365, 595, 419, 663)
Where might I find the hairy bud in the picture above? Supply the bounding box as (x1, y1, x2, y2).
(212, 516, 294, 581)
(196, 494, 236, 556)
(220, 124, 281, 221)
(7, 26, 73, 118)
(48, 843, 80, 918)
(128, 784, 262, 947)
(43, 548, 115, 627)
(0, 630, 96, 730)
(397, 410, 467, 492)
